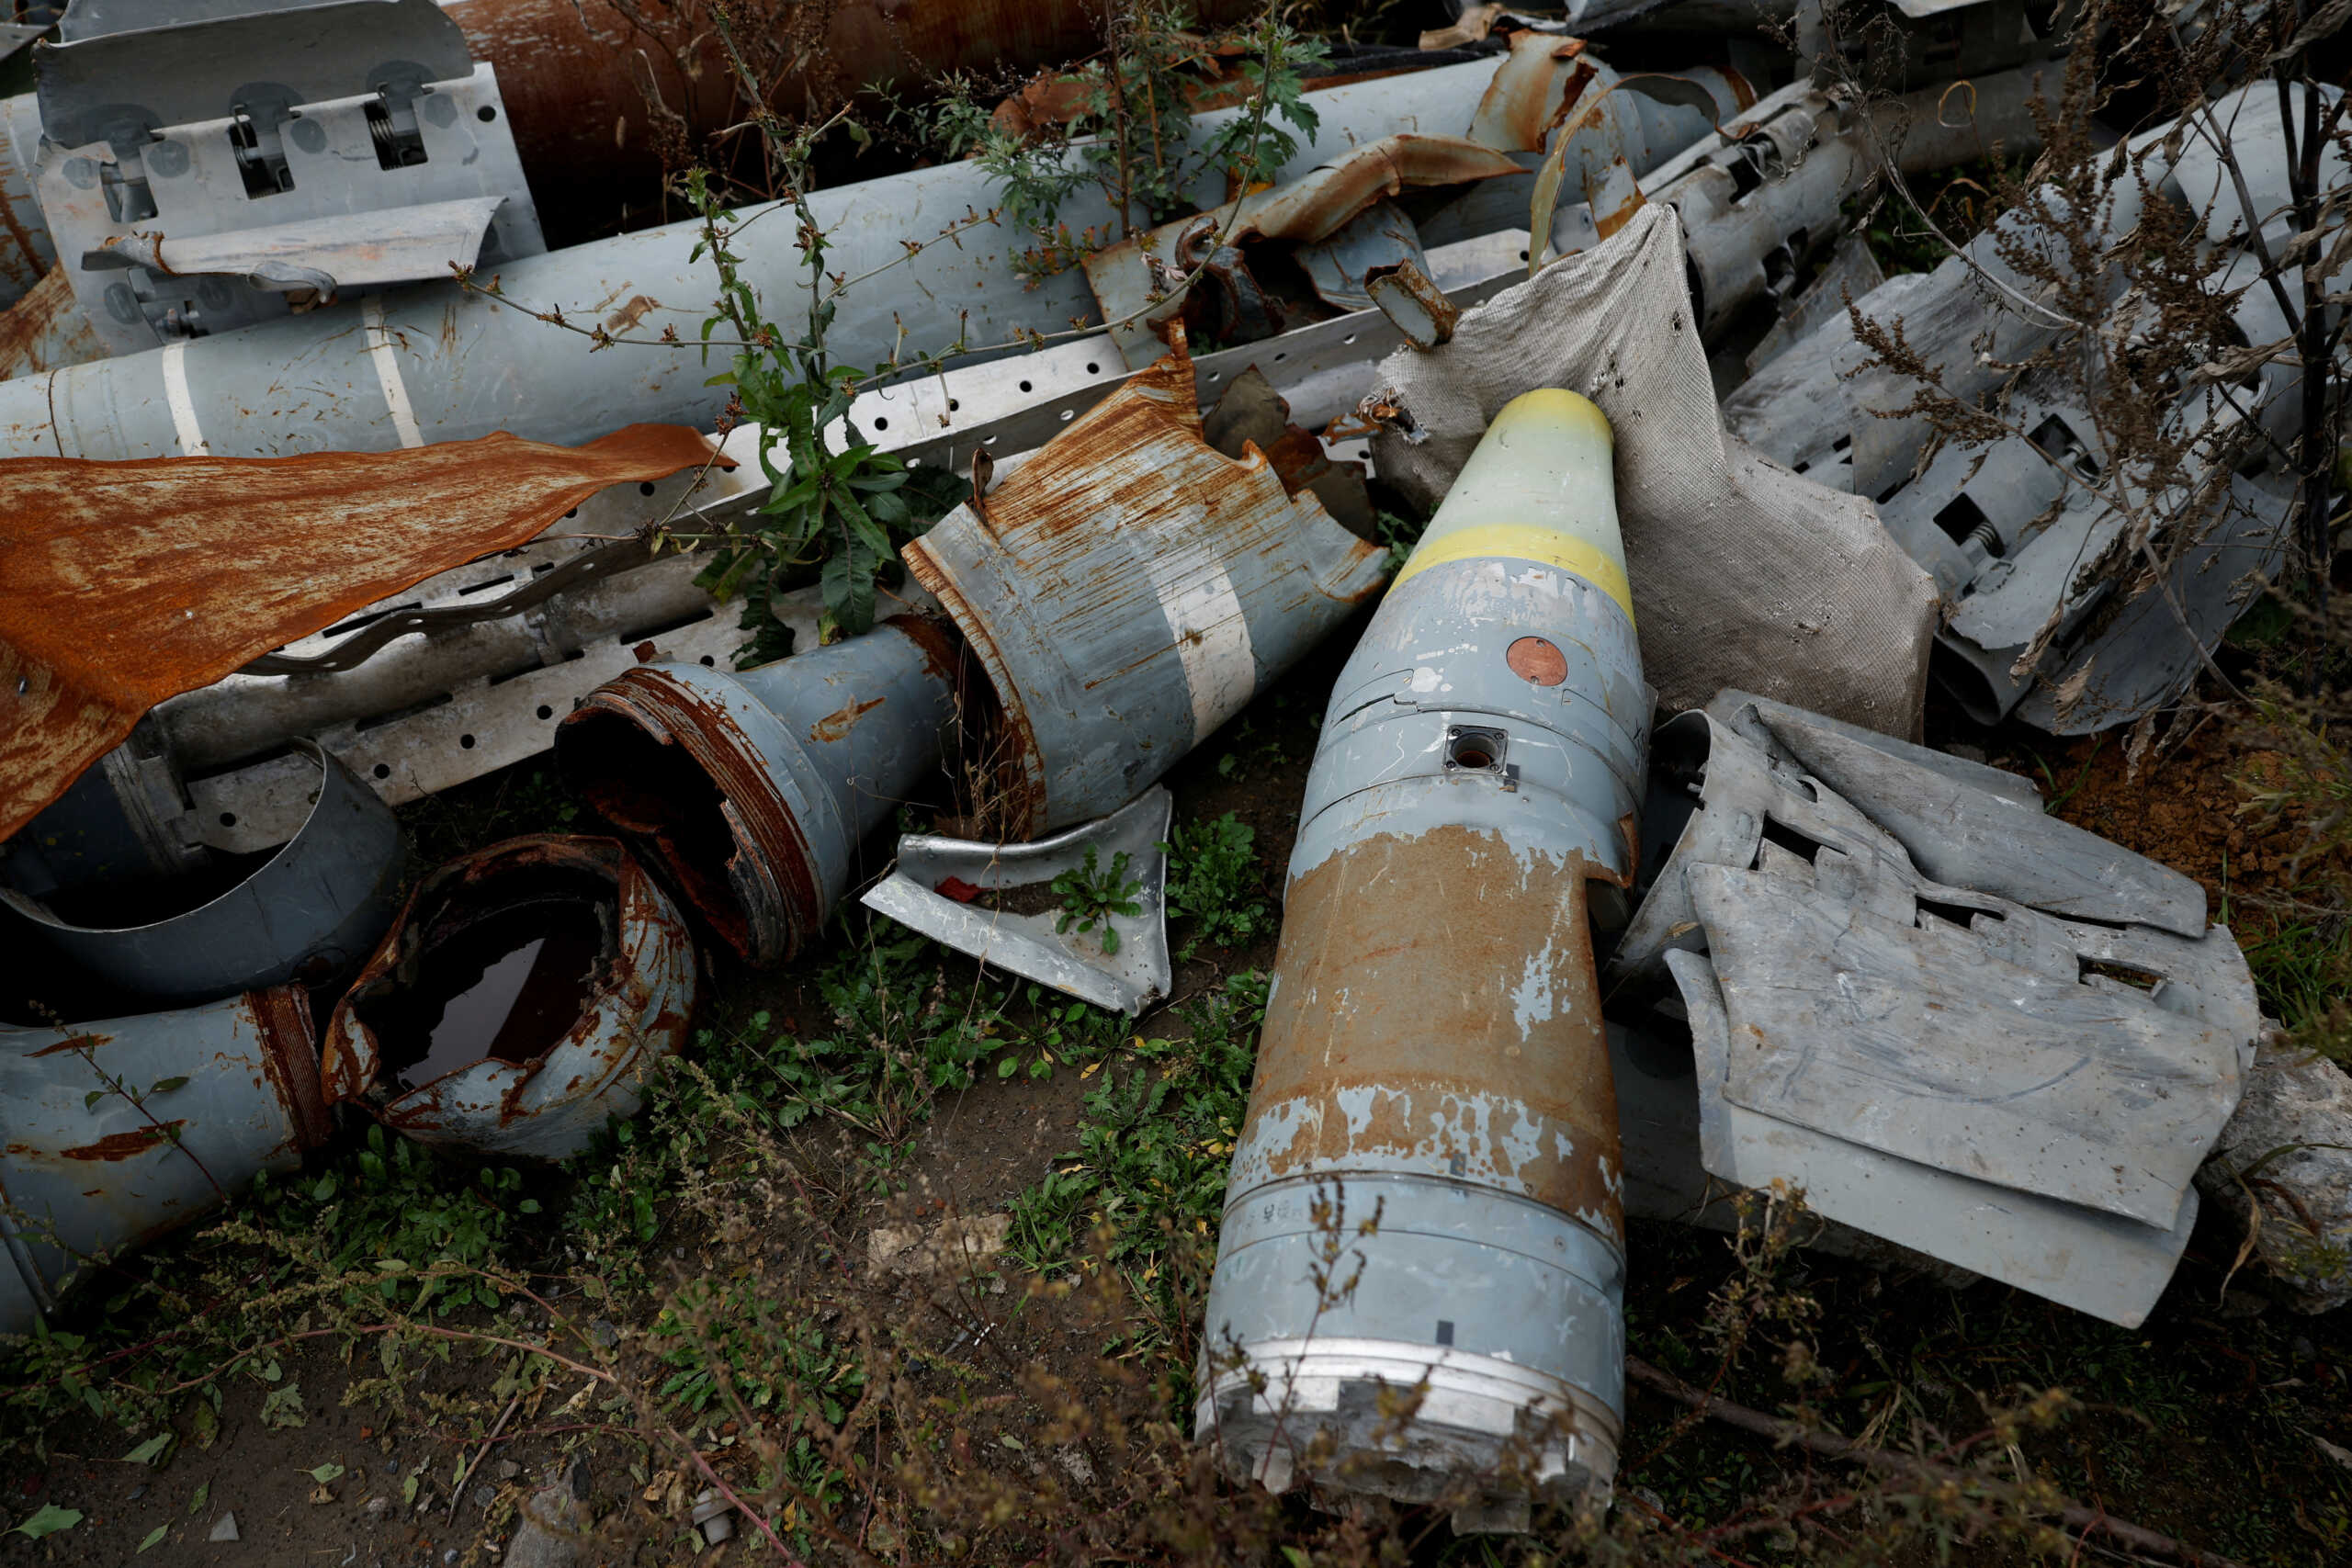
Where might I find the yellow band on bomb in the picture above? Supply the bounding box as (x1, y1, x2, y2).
(1390, 523, 1636, 626)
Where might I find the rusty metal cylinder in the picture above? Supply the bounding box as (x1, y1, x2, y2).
(0, 987, 327, 1335)
(1198, 391, 1647, 1528)
(555, 615, 960, 965)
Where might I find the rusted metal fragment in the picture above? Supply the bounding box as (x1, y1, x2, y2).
(322, 836, 697, 1160)
(1201, 365, 1374, 535)
(1468, 29, 1590, 152)
(1082, 134, 1522, 361)
(904, 342, 1386, 839)
(1364, 257, 1461, 349)
(0, 422, 722, 842)
(0, 266, 101, 382)
(1241, 828, 1621, 1224)
(0, 986, 322, 1334)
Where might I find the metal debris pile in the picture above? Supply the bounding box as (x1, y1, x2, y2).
(0, 0, 2346, 1536)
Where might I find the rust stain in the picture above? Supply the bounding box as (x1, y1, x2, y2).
(1721, 65, 1759, 112)
(62, 1122, 187, 1161)
(603, 294, 659, 334)
(0, 183, 47, 295)
(0, 268, 103, 382)
(1594, 179, 1647, 242)
(809, 695, 886, 744)
(0, 423, 726, 841)
(1245, 825, 1622, 1224)
(251, 983, 332, 1151)
(27, 1031, 110, 1058)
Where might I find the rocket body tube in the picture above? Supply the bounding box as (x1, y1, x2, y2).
(1198, 391, 1646, 1528)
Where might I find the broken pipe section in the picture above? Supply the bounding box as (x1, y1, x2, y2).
(556, 617, 962, 966)
(0, 987, 327, 1335)
(1199, 391, 1647, 1529)
(322, 836, 697, 1160)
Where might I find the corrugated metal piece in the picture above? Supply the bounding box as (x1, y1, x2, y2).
(1201, 390, 1646, 1529)
(1, 739, 406, 1004)
(0, 422, 723, 841)
(904, 344, 1388, 840)
(0, 985, 326, 1334)
(557, 615, 962, 965)
(321, 835, 696, 1160)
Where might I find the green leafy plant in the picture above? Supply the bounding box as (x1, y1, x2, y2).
(1160, 811, 1267, 959)
(1052, 848, 1144, 954)
(935, 4, 1328, 265)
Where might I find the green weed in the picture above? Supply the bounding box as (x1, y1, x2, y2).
(1008, 973, 1264, 1330)
(1051, 848, 1143, 955)
(1160, 811, 1269, 960)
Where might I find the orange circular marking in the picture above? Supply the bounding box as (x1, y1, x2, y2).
(1506, 636, 1567, 686)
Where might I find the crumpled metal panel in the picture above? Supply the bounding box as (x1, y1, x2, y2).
(903, 344, 1388, 840)
(0, 985, 325, 1334)
(558, 615, 963, 965)
(0, 421, 723, 841)
(1610, 704, 2259, 1321)
(1, 739, 406, 1004)
(321, 835, 696, 1160)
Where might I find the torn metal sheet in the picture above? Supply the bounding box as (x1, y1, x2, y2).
(1295, 200, 1428, 312)
(1201, 364, 1374, 536)
(0, 985, 326, 1335)
(1082, 134, 1524, 364)
(1367, 202, 1939, 737)
(904, 344, 1388, 840)
(558, 615, 963, 965)
(1, 739, 405, 1004)
(0, 421, 724, 841)
(1610, 705, 2259, 1322)
(321, 835, 697, 1160)
(862, 787, 1172, 1017)
(1203, 390, 1645, 1529)
(79, 196, 512, 296)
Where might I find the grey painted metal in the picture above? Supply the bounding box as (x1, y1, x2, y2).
(1701, 689, 2209, 932)
(1611, 708, 2259, 1322)
(0, 53, 1531, 457)
(0, 986, 324, 1335)
(1663, 950, 2203, 1327)
(18, 0, 543, 357)
(904, 355, 1389, 840)
(0, 739, 406, 1003)
(862, 787, 1172, 1016)
(556, 617, 961, 966)
(321, 835, 698, 1159)
(1202, 390, 1645, 1521)
(0, 718, 209, 899)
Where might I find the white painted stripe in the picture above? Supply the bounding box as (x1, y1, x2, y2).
(364, 296, 424, 449)
(1142, 546, 1255, 742)
(160, 339, 208, 456)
